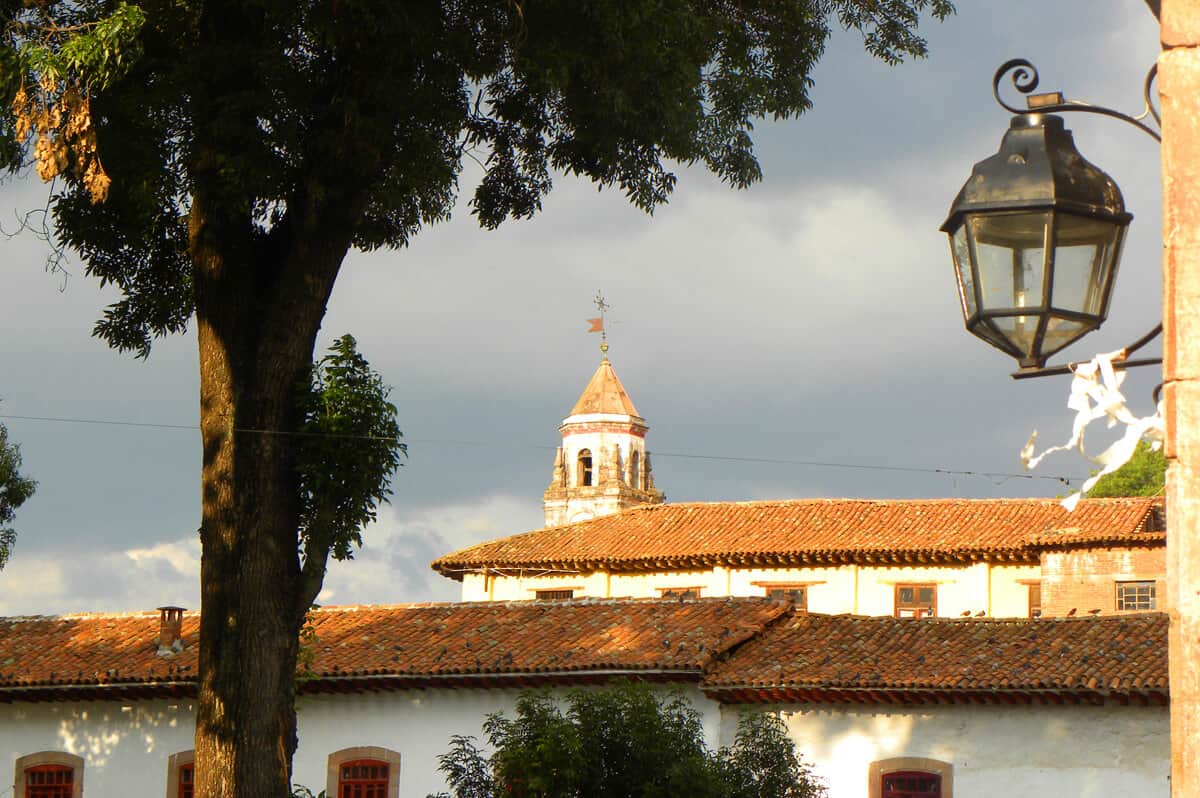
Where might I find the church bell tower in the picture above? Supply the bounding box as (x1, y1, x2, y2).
(543, 339, 664, 527)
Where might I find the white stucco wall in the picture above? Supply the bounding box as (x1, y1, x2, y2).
(0, 699, 197, 797)
(465, 562, 1044, 617)
(0, 685, 722, 798)
(4, 689, 1164, 797)
(721, 702, 1169, 798)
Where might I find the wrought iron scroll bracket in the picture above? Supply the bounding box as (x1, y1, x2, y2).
(993, 58, 1163, 380)
(993, 58, 1162, 143)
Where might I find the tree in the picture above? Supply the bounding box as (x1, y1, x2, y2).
(0, 421, 36, 570)
(1088, 439, 1166, 498)
(0, 1, 952, 796)
(429, 682, 826, 798)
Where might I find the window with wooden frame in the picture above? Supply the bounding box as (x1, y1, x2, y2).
(894, 584, 936, 618)
(535, 589, 575, 600)
(166, 750, 195, 798)
(14, 753, 83, 798)
(869, 757, 952, 798)
(1116, 580, 1156, 611)
(577, 449, 593, 487)
(659, 587, 701, 599)
(881, 770, 941, 797)
(759, 584, 808, 609)
(1028, 583, 1042, 618)
(326, 747, 401, 798)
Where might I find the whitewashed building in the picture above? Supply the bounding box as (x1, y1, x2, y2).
(0, 599, 1169, 798)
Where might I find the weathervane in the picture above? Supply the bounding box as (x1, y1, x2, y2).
(587, 291, 610, 358)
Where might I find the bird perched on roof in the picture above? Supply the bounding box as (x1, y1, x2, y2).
(960, 610, 972, 617)
(1088, 609, 1102, 616)
(975, 610, 986, 617)
(1067, 608, 1078, 616)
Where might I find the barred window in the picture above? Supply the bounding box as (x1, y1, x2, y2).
(339, 760, 388, 798)
(763, 585, 808, 609)
(326, 747, 400, 798)
(882, 770, 941, 797)
(15, 754, 82, 798)
(895, 584, 936, 618)
(1116, 580, 1156, 611)
(179, 764, 194, 798)
(536, 589, 574, 600)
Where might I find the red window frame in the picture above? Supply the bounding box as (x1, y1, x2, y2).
(339, 759, 389, 798)
(659, 587, 702, 599)
(179, 763, 194, 798)
(25, 764, 73, 798)
(894, 584, 936, 618)
(882, 770, 941, 797)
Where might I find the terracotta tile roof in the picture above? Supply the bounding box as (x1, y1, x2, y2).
(702, 612, 1168, 703)
(567, 358, 641, 417)
(0, 598, 788, 698)
(432, 497, 1162, 576)
(0, 611, 201, 692)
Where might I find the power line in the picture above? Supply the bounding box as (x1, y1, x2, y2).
(0, 412, 1084, 485)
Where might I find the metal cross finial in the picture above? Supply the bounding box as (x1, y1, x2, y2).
(592, 291, 611, 358)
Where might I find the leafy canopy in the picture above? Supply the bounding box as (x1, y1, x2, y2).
(0, 422, 36, 570)
(294, 334, 404, 605)
(1088, 439, 1166, 498)
(1, 0, 953, 357)
(429, 682, 826, 798)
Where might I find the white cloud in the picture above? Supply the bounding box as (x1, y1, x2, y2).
(0, 537, 200, 616)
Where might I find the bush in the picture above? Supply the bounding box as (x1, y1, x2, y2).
(428, 682, 825, 798)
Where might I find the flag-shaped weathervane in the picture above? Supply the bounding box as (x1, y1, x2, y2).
(588, 291, 610, 357)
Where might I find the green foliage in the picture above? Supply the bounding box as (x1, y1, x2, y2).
(2, 0, 952, 356)
(1088, 439, 1166, 498)
(429, 683, 825, 798)
(0, 422, 36, 570)
(295, 334, 404, 563)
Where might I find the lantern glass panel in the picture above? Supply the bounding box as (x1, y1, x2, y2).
(950, 226, 977, 318)
(967, 212, 1049, 312)
(1050, 212, 1123, 317)
(990, 315, 1040, 358)
(1041, 317, 1091, 356)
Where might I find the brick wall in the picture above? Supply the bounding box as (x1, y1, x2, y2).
(1040, 545, 1166, 616)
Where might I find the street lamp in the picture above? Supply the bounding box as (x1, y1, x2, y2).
(942, 59, 1161, 377)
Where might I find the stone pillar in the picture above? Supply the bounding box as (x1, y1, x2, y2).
(1161, 3, 1200, 792)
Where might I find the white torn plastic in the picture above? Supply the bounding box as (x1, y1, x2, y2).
(1020, 349, 1164, 511)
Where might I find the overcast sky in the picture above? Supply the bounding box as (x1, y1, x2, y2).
(0, 1, 1165, 615)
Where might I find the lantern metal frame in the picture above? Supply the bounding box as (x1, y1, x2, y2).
(956, 59, 1163, 379)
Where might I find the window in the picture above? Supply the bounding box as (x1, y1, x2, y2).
(1028, 583, 1042, 618)
(14, 753, 83, 798)
(894, 584, 936, 618)
(882, 771, 941, 797)
(577, 449, 593, 487)
(1116, 580, 1156, 611)
(660, 587, 701, 599)
(166, 750, 195, 798)
(630, 450, 641, 489)
(762, 584, 808, 609)
(339, 761, 388, 798)
(326, 747, 400, 798)
(535, 589, 574, 600)
(869, 758, 952, 798)
(179, 765, 194, 798)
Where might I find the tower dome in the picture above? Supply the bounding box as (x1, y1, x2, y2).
(543, 356, 664, 527)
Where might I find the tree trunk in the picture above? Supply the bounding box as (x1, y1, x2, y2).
(191, 197, 310, 798)
(187, 158, 370, 798)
